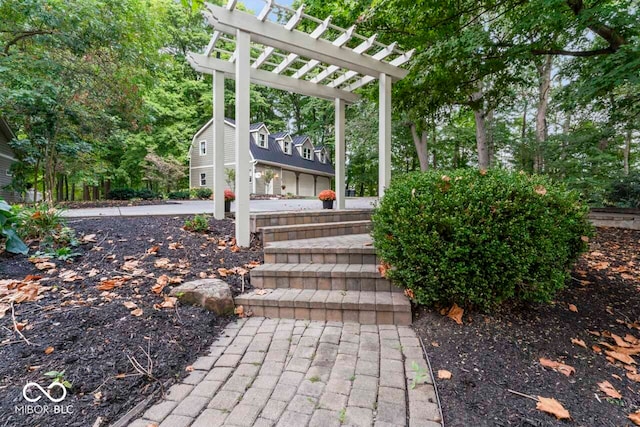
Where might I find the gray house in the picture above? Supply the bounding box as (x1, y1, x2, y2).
(0, 118, 18, 203)
(189, 119, 334, 196)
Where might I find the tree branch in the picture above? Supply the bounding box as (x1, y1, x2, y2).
(2, 30, 57, 55)
(531, 47, 616, 57)
(565, 0, 626, 52)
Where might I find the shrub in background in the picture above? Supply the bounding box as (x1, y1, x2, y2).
(15, 204, 65, 241)
(191, 187, 213, 200)
(372, 169, 593, 310)
(168, 190, 191, 200)
(107, 188, 160, 200)
(606, 173, 640, 208)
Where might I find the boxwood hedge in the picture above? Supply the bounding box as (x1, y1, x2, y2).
(372, 169, 593, 309)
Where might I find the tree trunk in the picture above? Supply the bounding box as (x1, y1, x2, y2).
(486, 109, 495, 167)
(534, 55, 552, 173)
(83, 184, 89, 201)
(409, 123, 429, 171)
(64, 175, 69, 201)
(33, 158, 40, 204)
(92, 186, 99, 200)
(453, 142, 460, 168)
(471, 85, 490, 170)
(71, 182, 76, 201)
(624, 130, 632, 176)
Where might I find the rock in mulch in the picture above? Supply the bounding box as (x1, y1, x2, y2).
(170, 279, 235, 315)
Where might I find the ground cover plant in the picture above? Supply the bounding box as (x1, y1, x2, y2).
(372, 169, 593, 309)
(417, 227, 640, 426)
(0, 215, 262, 426)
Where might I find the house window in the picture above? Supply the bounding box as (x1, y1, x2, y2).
(5, 169, 12, 177)
(283, 140, 291, 155)
(258, 133, 267, 148)
(303, 146, 313, 160)
(200, 173, 206, 186)
(199, 140, 206, 156)
(319, 151, 326, 163)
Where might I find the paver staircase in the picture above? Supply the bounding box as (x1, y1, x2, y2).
(235, 210, 412, 325)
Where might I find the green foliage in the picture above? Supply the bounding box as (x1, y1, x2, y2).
(409, 361, 428, 389)
(191, 187, 212, 200)
(44, 370, 72, 390)
(372, 169, 593, 309)
(168, 190, 191, 200)
(607, 173, 640, 208)
(107, 188, 160, 200)
(183, 214, 209, 233)
(15, 204, 65, 241)
(0, 199, 28, 255)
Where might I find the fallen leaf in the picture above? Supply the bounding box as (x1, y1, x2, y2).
(625, 334, 640, 345)
(255, 289, 270, 296)
(447, 303, 464, 325)
(612, 333, 632, 348)
(568, 304, 578, 313)
(130, 308, 143, 317)
(35, 262, 56, 270)
(598, 380, 622, 399)
(606, 350, 636, 365)
(539, 358, 575, 376)
(627, 372, 640, 382)
(230, 245, 240, 253)
(160, 296, 177, 309)
(580, 235, 589, 243)
(122, 260, 140, 272)
(87, 268, 100, 278)
(377, 262, 390, 278)
(185, 365, 194, 372)
(629, 411, 640, 426)
(437, 370, 452, 379)
(536, 396, 570, 420)
(147, 245, 160, 255)
(571, 338, 587, 349)
(234, 305, 244, 317)
(44, 346, 54, 355)
(81, 234, 97, 243)
(404, 288, 415, 299)
(123, 301, 138, 310)
(431, 341, 440, 347)
(217, 268, 229, 277)
(534, 185, 547, 196)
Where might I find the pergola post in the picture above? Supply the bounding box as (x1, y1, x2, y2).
(213, 70, 225, 220)
(235, 29, 251, 247)
(335, 97, 346, 210)
(378, 73, 392, 197)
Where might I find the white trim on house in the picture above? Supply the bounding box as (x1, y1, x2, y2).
(0, 153, 16, 161)
(199, 140, 207, 155)
(256, 160, 333, 177)
(191, 165, 214, 169)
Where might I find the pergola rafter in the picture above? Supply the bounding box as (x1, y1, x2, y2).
(187, 0, 413, 247)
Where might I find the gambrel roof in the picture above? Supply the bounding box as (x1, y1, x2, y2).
(250, 135, 334, 176)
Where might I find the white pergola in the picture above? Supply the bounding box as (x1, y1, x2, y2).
(188, 0, 413, 247)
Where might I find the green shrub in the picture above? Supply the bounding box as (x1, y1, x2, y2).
(191, 187, 213, 200)
(372, 169, 593, 310)
(107, 188, 138, 200)
(168, 190, 190, 200)
(0, 199, 28, 254)
(136, 189, 160, 200)
(15, 204, 65, 241)
(606, 173, 640, 208)
(183, 214, 209, 233)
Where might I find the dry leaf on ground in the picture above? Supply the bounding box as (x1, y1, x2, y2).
(437, 370, 452, 380)
(571, 338, 587, 349)
(539, 358, 575, 376)
(536, 396, 570, 420)
(598, 380, 622, 399)
(44, 346, 54, 355)
(130, 308, 143, 317)
(627, 372, 640, 382)
(568, 304, 578, 312)
(377, 262, 390, 278)
(629, 411, 640, 426)
(123, 301, 138, 310)
(447, 303, 464, 325)
(606, 350, 636, 365)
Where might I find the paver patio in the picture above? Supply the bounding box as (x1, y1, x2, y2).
(129, 317, 442, 427)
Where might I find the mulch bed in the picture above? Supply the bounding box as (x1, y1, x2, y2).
(414, 227, 640, 427)
(55, 200, 178, 209)
(0, 216, 262, 427)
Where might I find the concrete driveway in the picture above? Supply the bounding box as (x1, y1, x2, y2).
(62, 198, 378, 218)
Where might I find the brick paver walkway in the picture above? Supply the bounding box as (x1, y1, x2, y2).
(130, 317, 442, 427)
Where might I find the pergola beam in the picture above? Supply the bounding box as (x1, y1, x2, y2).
(188, 53, 360, 103)
(205, 4, 408, 80)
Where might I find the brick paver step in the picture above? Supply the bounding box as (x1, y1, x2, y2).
(264, 234, 379, 264)
(260, 220, 371, 243)
(234, 289, 411, 325)
(250, 209, 372, 230)
(250, 263, 401, 293)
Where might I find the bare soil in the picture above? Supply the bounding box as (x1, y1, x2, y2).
(414, 227, 640, 427)
(0, 215, 262, 427)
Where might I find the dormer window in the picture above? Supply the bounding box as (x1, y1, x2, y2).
(257, 133, 267, 148)
(303, 146, 313, 160)
(283, 139, 292, 155)
(199, 140, 206, 156)
(319, 151, 326, 163)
